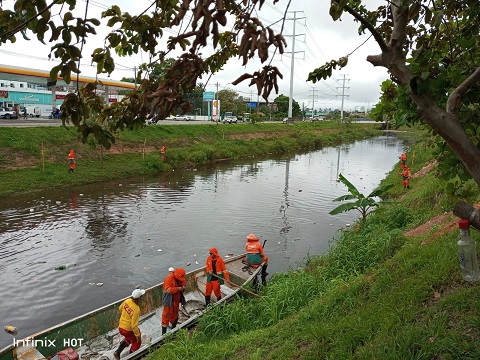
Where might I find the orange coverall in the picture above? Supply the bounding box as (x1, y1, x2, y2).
(68, 150, 76, 172)
(161, 271, 186, 328)
(205, 247, 230, 301)
(402, 167, 411, 188)
(399, 153, 407, 169)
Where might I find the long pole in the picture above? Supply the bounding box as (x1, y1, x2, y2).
(288, 11, 297, 120)
(210, 273, 260, 297)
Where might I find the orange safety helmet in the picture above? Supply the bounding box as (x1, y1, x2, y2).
(247, 233, 259, 241)
(173, 268, 186, 282)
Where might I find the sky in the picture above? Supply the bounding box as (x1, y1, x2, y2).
(0, 0, 389, 112)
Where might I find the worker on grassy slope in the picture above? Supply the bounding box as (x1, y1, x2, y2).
(68, 150, 76, 173)
(399, 153, 407, 169)
(205, 247, 229, 306)
(402, 165, 411, 189)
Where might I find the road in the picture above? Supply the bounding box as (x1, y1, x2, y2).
(0, 118, 221, 127)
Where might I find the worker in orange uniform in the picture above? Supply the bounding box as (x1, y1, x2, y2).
(68, 150, 76, 173)
(399, 153, 407, 169)
(161, 267, 186, 335)
(113, 288, 146, 360)
(204, 247, 230, 306)
(402, 165, 411, 189)
(160, 146, 166, 161)
(245, 233, 269, 285)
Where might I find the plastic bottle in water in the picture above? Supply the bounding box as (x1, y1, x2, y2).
(4, 326, 18, 335)
(457, 219, 480, 281)
(55, 265, 66, 270)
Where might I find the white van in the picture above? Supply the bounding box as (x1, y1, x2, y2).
(25, 106, 41, 118)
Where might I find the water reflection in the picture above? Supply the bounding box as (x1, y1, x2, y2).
(0, 133, 408, 348)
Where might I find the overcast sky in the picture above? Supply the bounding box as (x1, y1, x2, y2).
(0, 0, 389, 112)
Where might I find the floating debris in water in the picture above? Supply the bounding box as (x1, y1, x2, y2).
(96, 283, 103, 287)
(119, 184, 122, 186)
(330, 223, 333, 226)
(278, 242, 281, 244)
(89, 283, 95, 286)
(143, 267, 150, 270)
(135, 254, 140, 257)
(193, 254, 196, 257)
(157, 249, 162, 252)
(30, 209, 34, 212)
(346, 224, 351, 227)
(293, 238, 300, 241)
(186, 262, 191, 266)
(298, 189, 302, 192)
(195, 261, 199, 265)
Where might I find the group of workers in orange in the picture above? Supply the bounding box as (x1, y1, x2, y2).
(113, 233, 269, 357)
(399, 153, 411, 189)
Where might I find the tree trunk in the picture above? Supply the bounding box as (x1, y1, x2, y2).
(453, 202, 480, 231)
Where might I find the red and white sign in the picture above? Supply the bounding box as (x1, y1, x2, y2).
(56, 94, 67, 100)
(0, 90, 8, 98)
(108, 98, 118, 103)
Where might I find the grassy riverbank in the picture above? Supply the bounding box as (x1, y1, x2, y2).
(0, 122, 381, 197)
(145, 138, 480, 359)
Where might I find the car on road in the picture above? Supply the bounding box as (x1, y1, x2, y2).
(173, 115, 192, 121)
(0, 108, 18, 119)
(222, 116, 237, 124)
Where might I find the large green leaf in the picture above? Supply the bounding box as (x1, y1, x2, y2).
(329, 202, 358, 215)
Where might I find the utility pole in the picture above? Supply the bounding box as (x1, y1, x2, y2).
(310, 87, 318, 118)
(336, 74, 350, 122)
(284, 11, 305, 121)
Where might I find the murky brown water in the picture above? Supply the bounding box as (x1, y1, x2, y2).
(0, 133, 406, 348)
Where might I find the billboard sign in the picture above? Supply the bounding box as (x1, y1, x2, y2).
(202, 91, 215, 101)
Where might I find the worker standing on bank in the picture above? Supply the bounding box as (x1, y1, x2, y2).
(402, 165, 411, 189)
(204, 247, 229, 306)
(399, 153, 407, 169)
(161, 267, 186, 335)
(68, 150, 76, 173)
(160, 146, 166, 161)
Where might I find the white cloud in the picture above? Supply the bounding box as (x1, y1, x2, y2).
(0, 0, 388, 112)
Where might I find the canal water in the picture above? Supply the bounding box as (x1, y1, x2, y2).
(0, 132, 406, 348)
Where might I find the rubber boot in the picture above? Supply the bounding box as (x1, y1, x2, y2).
(114, 340, 127, 360)
(205, 295, 211, 306)
(162, 326, 168, 335)
(261, 264, 269, 286)
(171, 319, 178, 329)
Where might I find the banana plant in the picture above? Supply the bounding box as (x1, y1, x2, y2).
(329, 173, 393, 224)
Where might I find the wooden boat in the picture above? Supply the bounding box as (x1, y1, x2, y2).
(0, 254, 264, 360)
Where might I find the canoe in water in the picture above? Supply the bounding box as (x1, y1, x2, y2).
(0, 254, 264, 360)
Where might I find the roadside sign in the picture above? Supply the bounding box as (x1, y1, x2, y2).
(202, 91, 215, 101)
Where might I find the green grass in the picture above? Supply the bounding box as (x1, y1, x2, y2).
(144, 136, 480, 359)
